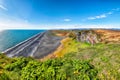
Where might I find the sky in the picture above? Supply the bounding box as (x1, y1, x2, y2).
(0, 0, 120, 29)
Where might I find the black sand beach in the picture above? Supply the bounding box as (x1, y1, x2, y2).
(3, 31, 63, 59)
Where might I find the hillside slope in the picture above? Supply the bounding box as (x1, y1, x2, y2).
(0, 29, 120, 80)
(42, 29, 120, 79)
(94, 29, 120, 43)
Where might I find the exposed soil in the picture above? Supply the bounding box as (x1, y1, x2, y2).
(94, 29, 120, 43)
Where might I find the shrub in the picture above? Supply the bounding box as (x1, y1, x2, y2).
(21, 58, 98, 80)
(5, 57, 34, 71)
(0, 73, 10, 80)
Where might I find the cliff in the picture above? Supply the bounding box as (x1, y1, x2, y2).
(3, 29, 120, 59)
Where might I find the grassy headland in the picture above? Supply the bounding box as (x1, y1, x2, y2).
(0, 29, 120, 80)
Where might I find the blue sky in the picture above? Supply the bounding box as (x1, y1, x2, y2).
(0, 0, 120, 29)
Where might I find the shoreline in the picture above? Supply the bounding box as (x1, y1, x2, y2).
(2, 31, 63, 59)
(2, 32, 46, 55)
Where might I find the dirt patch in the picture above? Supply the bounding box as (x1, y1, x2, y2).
(94, 29, 120, 43)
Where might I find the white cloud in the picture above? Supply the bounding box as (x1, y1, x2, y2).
(88, 14, 106, 20)
(96, 14, 106, 18)
(46, 24, 120, 29)
(0, 15, 119, 30)
(0, 4, 7, 10)
(107, 12, 113, 15)
(88, 17, 96, 20)
(112, 8, 120, 11)
(0, 19, 120, 30)
(86, 8, 120, 21)
(63, 19, 71, 22)
(0, 18, 57, 30)
(0, 18, 30, 29)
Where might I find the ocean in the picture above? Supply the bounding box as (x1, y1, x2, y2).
(0, 30, 45, 52)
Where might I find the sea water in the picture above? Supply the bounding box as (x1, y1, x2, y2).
(0, 30, 45, 52)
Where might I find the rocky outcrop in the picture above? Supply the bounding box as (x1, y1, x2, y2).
(75, 30, 100, 44)
(3, 31, 63, 59)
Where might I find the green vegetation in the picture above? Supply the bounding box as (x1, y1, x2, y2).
(54, 38, 91, 57)
(62, 40, 120, 80)
(49, 36, 120, 80)
(0, 37, 120, 80)
(0, 54, 98, 80)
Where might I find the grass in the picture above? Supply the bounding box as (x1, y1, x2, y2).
(50, 36, 120, 80)
(63, 42, 120, 80)
(53, 38, 78, 57)
(53, 38, 91, 57)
